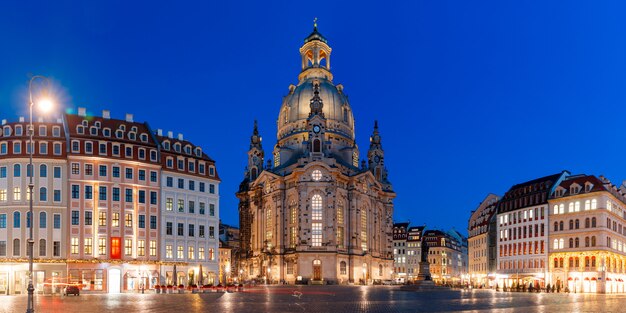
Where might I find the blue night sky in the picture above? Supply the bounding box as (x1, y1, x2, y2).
(2, 1, 626, 234)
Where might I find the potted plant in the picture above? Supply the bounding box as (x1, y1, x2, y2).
(202, 284, 212, 293)
(216, 284, 224, 292)
(166, 285, 173, 294)
(178, 284, 185, 294)
(155, 285, 161, 294)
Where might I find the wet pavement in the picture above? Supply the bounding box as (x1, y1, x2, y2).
(1, 286, 625, 313)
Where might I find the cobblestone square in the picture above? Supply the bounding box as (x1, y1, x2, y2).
(1, 286, 625, 313)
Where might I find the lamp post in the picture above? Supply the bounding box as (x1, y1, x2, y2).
(26, 75, 54, 313)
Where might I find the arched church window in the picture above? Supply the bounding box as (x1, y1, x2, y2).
(311, 194, 322, 220)
(379, 264, 383, 277)
(340, 261, 347, 275)
(251, 167, 257, 180)
(343, 108, 348, 123)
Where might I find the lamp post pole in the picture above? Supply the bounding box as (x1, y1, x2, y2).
(26, 75, 51, 313)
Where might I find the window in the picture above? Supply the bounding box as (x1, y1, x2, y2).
(178, 179, 184, 189)
(53, 214, 61, 229)
(13, 187, 21, 201)
(209, 166, 215, 176)
(0, 143, 5, 155)
(71, 237, 79, 254)
(166, 158, 173, 168)
(166, 198, 173, 211)
(166, 222, 173, 235)
(112, 213, 120, 227)
(85, 164, 93, 176)
(71, 141, 79, 152)
(311, 194, 322, 220)
(149, 240, 156, 256)
(150, 150, 157, 162)
(72, 211, 80, 225)
(188, 161, 195, 172)
(112, 166, 120, 178)
(166, 245, 173, 258)
(125, 168, 133, 179)
(112, 145, 120, 156)
(13, 238, 20, 256)
(99, 186, 107, 201)
(189, 201, 195, 213)
(53, 166, 61, 178)
(209, 248, 215, 260)
(84, 211, 92, 226)
(178, 159, 184, 170)
(209, 184, 215, 194)
(199, 182, 205, 192)
(150, 216, 157, 229)
(14, 164, 21, 177)
(177, 246, 184, 259)
(166, 177, 173, 187)
(99, 212, 106, 226)
(199, 202, 205, 215)
(138, 148, 145, 159)
(198, 247, 205, 260)
(0, 167, 5, 178)
(85, 142, 93, 154)
(98, 165, 107, 177)
(150, 171, 157, 182)
(125, 239, 132, 256)
(312, 170, 322, 181)
(178, 199, 184, 212)
(199, 225, 205, 238)
(189, 180, 195, 191)
(85, 185, 93, 199)
(39, 142, 48, 154)
(209, 226, 215, 239)
(312, 223, 322, 247)
(138, 215, 145, 228)
(0, 214, 5, 228)
(138, 190, 145, 203)
(210, 204, 215, 216)
(150, 191, 157, 205)
(84, 238, 93, 255)
(125, 189, 133, 202)
(125, 213, 132, 227)
(125, 147, 132, 157)
(361, 209, 368, 250)
(188, 224, 195, 237)
(591, 199, 597, 210)
(53, 143, 61, 155)
(138, 170, 145, 181)
(0, 189, 5, 202)
(39, 164, 47, 177)
(138, 240, 145, 256)
(39, 187, 47, 201)
(188, 246, 195, 259)
(14, 142, 21, 154)
(0, 241, 6, 256)
(177, 223, 184, 236)
(53, 241, 60, 257)
(113, 187, 120, 201)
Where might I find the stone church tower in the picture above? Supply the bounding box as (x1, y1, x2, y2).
(237, 25, 395, 285)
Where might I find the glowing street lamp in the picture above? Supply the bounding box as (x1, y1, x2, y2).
(26, 75, 55, 313)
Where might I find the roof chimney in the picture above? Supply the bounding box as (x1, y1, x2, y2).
(78, 107, 87, 117)
(157, 129, 163, 136)
(19, 117, 24, 122)
(1, 119, 6, 125)
(167, 131, 173, 139)
(37, 117, 44, 122)
(102, 110, 111, 119)
(125, 113, 133, 122)
(178, 133, 184, 141)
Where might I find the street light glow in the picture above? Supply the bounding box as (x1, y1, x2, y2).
(38, 98, 54, 113)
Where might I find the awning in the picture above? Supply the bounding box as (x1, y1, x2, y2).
(606, 278, 612, 281)
(568, 277, 573, 281)
(591, 277, 597, 281)
(584, 277, 589, 281)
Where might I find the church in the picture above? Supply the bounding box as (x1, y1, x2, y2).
(237, 24, 395, 285)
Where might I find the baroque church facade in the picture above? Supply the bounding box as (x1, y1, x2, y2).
(237, 26, 395, 284)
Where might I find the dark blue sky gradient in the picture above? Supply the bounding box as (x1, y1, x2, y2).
(2, 1, 626, 234)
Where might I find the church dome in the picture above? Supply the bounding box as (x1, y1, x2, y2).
(277, 77, 355, 140)
(276, 26, 355, 142)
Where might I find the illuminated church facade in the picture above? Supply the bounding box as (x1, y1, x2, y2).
(237, 25, 395, 284)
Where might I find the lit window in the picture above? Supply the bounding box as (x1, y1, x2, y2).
(311, 194, 322, 220)
(71, 237, 79, 254)
(312, 169, 322, 181)
(312, 223, 322, 247)
(125, 239, 132, 256)
(166, 245, 173, 258)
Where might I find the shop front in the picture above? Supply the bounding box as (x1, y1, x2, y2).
(67, 261, 160, 293)
(0, 262, 67, 295)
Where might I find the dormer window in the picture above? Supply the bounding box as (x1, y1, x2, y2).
(140, 134, 148, 142)
(585, 182, 594, 192)
(198, 163, 205, 174)
(116, 130, 123, 139)
(131, 126, 138, 133)
(184, 145, 191, 155)
(119, 125, 126, 131)
(90, 127, 97, 136)
(52, 126, 61, 137)
(195, 147, 202, 157)
(150, 150, 157, 161)
(3, 126, 11, 136)
(166, 157, 173, 168)
(174, 143, 181, 153)
(162, 141, 170, 150)
(128, 132, 136, 140)
(209, 166, 215, 176)
(81, 120, 88, 127)
(15, 125, 23, 136)
(38, 126, 47, 136)
(77, 126, 84, 134)
(94, 121, 101, 128)
(103, 128, 111, 137)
